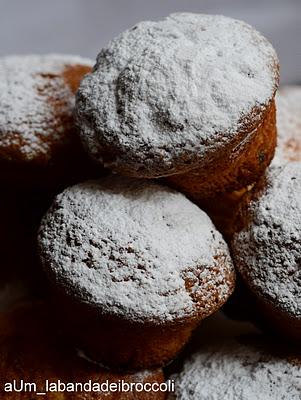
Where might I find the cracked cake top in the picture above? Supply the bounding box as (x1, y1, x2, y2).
(75, 13, 279, 177)
(38, 175, 234, 324)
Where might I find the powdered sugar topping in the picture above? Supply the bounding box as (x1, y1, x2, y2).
(274, 86, 301, 164)
(233, 163, 301, 318)
(0, 54, 93, 162)
(76, 13, 279, 177)
(169, 314, 301, 399)
(38, 176, 234, 323)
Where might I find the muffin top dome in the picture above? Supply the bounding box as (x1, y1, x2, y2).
(0, 54, 92, 164)
(170, 317, 301, 400)
(274, 86, 301, 164)
(76, 13, 279, 178)
(232, 163, 301, 319)
(38, 176, 234, 324)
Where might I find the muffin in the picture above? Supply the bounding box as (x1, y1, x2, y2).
(75, 13, 279, 201)
(38, 176, 235, 370)
(275, 86, 301, 163)
(0, 303, 166, 399)
(231, 162, 301, 340)
(0, 54, 99, 188)
(201, 85, 301, 240)
(169, 313, 301, 399)
(197, 186, 253, 242)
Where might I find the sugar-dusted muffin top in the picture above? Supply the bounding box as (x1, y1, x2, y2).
(76, 13, 279, 178)
(275, 86, 301, 163)
(0, 54, 93, 164)
(38, 176, 234, 324)
(232, 163, 301, 319)
(169, 314, 301, 400)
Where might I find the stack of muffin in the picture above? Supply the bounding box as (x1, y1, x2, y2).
(0, 12, 300, 400)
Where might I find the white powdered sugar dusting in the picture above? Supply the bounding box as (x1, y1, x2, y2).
(274, 86, 301, 164)
(38, 176, 234, 323)
(169, 314, 301, 399)
(76, 12, 279, 177)
(0, 54, 93, 161)
(232, 163, 301, 318)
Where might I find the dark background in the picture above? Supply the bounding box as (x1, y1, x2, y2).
(0, 0, 300, 84)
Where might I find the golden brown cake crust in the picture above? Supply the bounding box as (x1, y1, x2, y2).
(76, 13, 279, 186)
(166, 99, 277, 201)
(231, 163, 301, 341)
(196, 186, 251, 242)
(38, 177, 235, 369)
(48, 276, 235, 371)
(198, 86, 301, 239)
(0, 55, 92, 164)
(0, 55, 98, 187)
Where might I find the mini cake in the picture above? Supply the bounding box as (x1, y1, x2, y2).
(231, 163, 301, 340)
(0, 303, 166, 399)
(0, 54, 99, 187)
(198, 186, 252, 242)
(38, 176, 235, 370)
(75, 13, 279, 201)
(275, 86, 301, 163)
(169, 313, 301, 399)
(201, 86, 301, 240)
